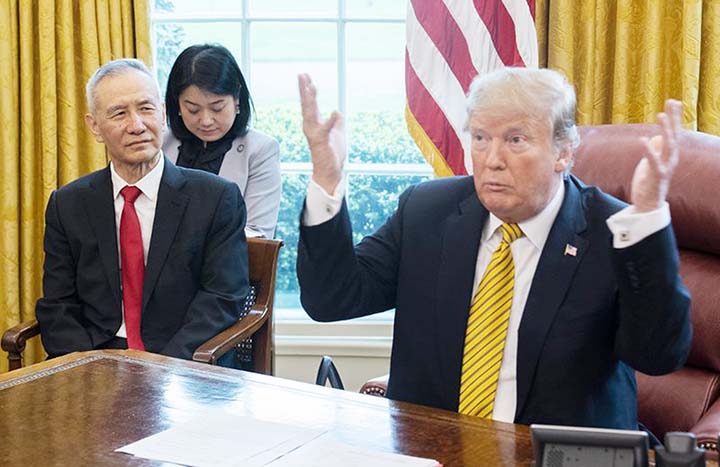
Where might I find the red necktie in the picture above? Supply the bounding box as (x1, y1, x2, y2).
(120, 186, 145, 351)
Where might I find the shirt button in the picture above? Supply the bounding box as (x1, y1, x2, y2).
(620, 231, 630, 242)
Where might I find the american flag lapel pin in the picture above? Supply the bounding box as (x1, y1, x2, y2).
(564, 244, 577, 256)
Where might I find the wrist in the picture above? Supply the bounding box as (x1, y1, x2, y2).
(312, 173, 342, 195)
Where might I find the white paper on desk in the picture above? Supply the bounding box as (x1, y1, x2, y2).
(115, 412, 325, 466)
(268, 436, 442, 467)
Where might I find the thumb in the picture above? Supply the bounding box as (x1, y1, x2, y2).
(323, 111, 343, 133)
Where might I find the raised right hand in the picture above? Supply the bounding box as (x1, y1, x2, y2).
(298, 73, 345, 194)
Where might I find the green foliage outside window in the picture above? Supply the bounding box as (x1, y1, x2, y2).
(154, 2, 185, 90)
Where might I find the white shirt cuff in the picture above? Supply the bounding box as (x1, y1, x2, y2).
(606, 202, 671, 248)
(303, 177, 346, 226)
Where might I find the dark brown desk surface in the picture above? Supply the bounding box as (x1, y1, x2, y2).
(0, 350, 534, 466)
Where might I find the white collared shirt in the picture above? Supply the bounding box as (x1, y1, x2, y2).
(109, 154, 164, 337)
(303, 175, 670, 421)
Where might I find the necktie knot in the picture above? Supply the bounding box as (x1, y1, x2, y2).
(121, 186, 142, 204)
(500, 223, 523, 245)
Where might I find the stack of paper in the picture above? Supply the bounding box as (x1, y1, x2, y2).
(270, 437, 442, 467)
(116, 412, 441, 466)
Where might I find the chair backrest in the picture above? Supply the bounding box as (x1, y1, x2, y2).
(245, 237, 283, 374)
(191, 237, 283, 373)
(572, 123, 720, 440)
(315, 355, 345, 390)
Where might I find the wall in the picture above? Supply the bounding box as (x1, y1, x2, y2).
(274, 319, 392, 392)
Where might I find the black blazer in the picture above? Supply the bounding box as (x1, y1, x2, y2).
(36, 159, 249, 359)
(297, 175, 691, 429)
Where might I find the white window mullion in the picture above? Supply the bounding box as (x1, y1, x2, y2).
(242, 0, 251, 96)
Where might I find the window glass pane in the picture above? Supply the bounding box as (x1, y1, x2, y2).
(153, 22, 243, 95)
(249, 0, 337, 18)
(345, 23, 422, 164)
(154, 0, 243, 14)
(274, 173, 310, 309)
(251, 22, 338, 162)
(345, 0, 406, 19)
(347, 111, 423, 165)
(252, 22, 335, 61)
(347, 174, 430, 243)
(254, 108, 309, 164)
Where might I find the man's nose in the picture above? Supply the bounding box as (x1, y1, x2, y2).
(485, 139, 505, 168)
(126, 112, 146, 133)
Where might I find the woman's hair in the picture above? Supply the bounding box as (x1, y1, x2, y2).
(165, 44, 253, 140)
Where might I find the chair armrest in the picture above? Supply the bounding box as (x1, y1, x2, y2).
(192, 304, 268, 365)
(359, 374, 389, 397)
(691, 397, 720, 452)
(1, 320, 40, 371)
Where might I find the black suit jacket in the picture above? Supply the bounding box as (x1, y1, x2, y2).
(297, 175, 691, 429)
(36, 159, 249, 359)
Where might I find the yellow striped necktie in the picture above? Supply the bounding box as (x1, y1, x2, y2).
(458, 222, 524, 418)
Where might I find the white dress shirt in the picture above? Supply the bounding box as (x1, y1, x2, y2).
(110, 154, 164, 337)
(303, 175, 671, 421)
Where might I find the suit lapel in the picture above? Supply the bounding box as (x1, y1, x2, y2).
(218, 136, 243, 180)
(143, 160, 189, 309)
(84, 167, 122, 309)
(515, 177, 589, 418)
(435, 187, 488, 402)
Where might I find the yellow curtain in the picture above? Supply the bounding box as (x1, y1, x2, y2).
(536, 0, 720, 135)
(0, 0, 151, 372)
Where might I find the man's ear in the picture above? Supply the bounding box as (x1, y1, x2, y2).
(85, 113, 104, 143)
(554, 144, 573, 173)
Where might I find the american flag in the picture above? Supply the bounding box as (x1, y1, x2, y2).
(405, 0, 538, 176)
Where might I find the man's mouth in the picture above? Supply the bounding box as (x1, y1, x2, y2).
(483, 182, 509, 191)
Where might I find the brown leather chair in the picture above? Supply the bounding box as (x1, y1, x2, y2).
(573, 123, 720, 451)
(360, 124, 720, 451)
(2, 237, 283, 375)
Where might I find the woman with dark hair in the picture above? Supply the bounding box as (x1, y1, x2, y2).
(163, 44, 281, 238)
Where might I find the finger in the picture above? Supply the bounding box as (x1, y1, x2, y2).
(642, 135, 662, 172)
(667, 99, 683, 135)
(323, 111, 344, 133)
(641, 136, 661, 156)
(657, 112, 678, 165)
(298, 73, 320, 124)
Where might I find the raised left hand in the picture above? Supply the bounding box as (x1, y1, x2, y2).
(630, 99, 683, 212)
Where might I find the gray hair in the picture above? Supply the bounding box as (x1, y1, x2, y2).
(465, 67, 580, 171)
(85, 58, 159, 114)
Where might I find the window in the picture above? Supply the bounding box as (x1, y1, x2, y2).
(152, 0, 432, 319)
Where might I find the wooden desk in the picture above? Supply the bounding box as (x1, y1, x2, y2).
(0, 350, 534, 466)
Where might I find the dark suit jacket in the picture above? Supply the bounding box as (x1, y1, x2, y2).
(297, 175, 691, 429)
(36, 158, 249, 360)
